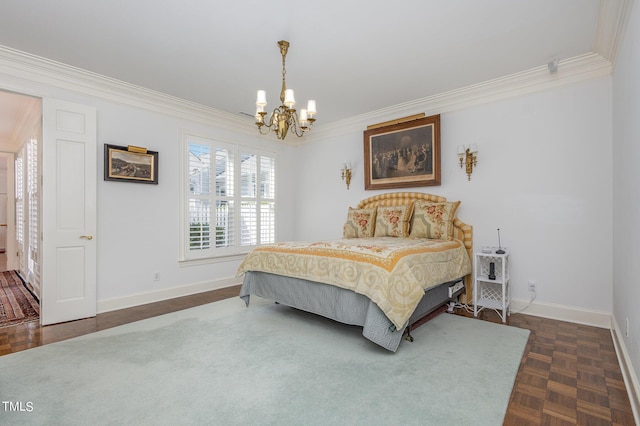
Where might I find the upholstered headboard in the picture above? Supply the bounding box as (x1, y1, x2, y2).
(357, 192, 473, 302)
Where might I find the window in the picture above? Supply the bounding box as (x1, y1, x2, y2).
(182, 133, 276, 261)
(28, 137, 39, 273)
(15, 137, 40, 287)
(14, 153, 23, 271)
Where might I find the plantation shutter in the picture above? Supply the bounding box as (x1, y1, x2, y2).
(188, 142, 211, 253)
(14, 151, 24, 273)
(240, 152, 257, 246)
(182, 133, 275, 261)
(214, 146, 234, 248)
(260, 156, 276, 245)
(27, 137, 40, 289)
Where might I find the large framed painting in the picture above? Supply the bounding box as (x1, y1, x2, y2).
(104, 144, 159, 184)
(364, 114, 440, 190)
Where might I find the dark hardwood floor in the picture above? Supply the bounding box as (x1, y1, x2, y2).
(0, 286, 635, 425)
(0, 286, 239, 354)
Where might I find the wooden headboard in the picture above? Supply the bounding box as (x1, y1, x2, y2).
(357, 191, 473, 302)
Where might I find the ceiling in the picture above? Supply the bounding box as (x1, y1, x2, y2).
(0, 0, 627, 146)
(0, 91, 40, 151)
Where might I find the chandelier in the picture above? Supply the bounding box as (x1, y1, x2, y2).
(255, 40, 316, 140)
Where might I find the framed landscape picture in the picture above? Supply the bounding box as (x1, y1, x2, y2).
(364, 114, 440, 190)
(104, 144, 158, 184)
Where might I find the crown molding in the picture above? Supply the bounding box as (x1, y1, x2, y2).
(0, 45, 257, 137)
(312, 52, 612, 139)
(0, 45, 614, 145)
(594, 0, 635, 66)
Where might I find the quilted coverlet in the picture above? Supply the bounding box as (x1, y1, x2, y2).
(237, 237, 471, 330)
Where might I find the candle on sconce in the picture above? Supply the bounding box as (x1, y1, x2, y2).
(341, 162, 352, 189)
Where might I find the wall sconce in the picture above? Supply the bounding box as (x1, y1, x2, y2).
(341, 163, 352, 189)
(457, 144, 478, 180)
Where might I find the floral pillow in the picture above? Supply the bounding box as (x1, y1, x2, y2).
(374, 205, 413, 237)
(410, 200, 460, 240)
(343, 207, 377, 238)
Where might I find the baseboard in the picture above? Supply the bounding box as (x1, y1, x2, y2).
(510, 298, 611, 329)
(97, 277, 243, 313)
(611, 316, 640, 424)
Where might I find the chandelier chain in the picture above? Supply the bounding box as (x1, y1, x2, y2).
(280, 52, 287, 104)
(254, 40, 316, 140)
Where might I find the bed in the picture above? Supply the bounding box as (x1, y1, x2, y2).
(237, 192, 473, 352)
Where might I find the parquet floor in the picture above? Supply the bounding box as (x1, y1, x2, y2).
(473, 308, 636, 425)
(0, 286, 636, 425)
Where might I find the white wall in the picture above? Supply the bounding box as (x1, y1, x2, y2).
(0, 70, 299, 309)
(94, 101, 297, 302)
(296, 77, 613, 315)
(0, 46, 615, 320)
(612, 0, 640, 402)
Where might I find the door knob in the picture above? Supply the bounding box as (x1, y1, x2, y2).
(80, 235, 94, 240)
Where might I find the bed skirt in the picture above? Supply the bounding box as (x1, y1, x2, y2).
(239, 271, 465, 352)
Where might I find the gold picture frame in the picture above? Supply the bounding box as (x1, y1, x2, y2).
(104, 144, 158, 184)
(364, 114, 440, 190)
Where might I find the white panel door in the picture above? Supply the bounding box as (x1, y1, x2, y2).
(41, 99, 97, 325)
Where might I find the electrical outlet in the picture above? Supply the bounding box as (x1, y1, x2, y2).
(626, 318, 630, 338)
(528, 280, 536, 292)
(153, 272, 160, 282)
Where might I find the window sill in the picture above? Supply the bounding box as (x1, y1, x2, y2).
(178, 252, 249, 267)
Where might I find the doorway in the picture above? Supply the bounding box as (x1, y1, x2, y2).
(0, 90, 41, 326)
(0, 91, 41, 287)
(0, 91, 98, 326)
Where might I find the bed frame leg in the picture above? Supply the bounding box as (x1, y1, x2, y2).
(405, 324, 414, 342)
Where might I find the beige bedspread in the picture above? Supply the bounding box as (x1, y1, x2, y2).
(237, 237, 471, 330)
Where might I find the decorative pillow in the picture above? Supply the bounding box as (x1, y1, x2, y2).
(410, 201, 460, 240)
(343, 207, 376, 238)
(374, 204, 413, 237)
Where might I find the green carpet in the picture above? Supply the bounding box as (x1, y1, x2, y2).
(0, 297, 529, 425)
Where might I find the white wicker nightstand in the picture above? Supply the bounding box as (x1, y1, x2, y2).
(473, 251, 510, 323)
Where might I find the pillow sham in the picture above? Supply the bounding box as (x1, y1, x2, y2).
(374, 204, 413, 237)
(343, 207, 377, 238)
(410, 200, 460, 240)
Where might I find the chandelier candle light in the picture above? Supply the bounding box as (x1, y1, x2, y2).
(255, 40, 317, 140)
